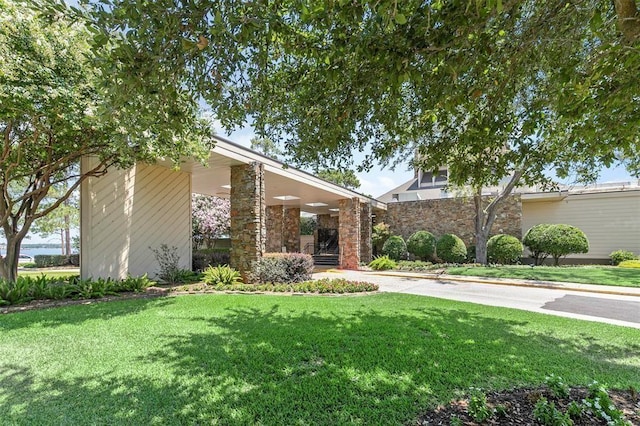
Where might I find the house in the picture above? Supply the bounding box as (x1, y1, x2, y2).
(378, 168, 640, 263)
(80, 136, 385, 281)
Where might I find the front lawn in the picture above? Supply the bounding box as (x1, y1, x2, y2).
(1, 294, 638, 424)
(18, 269, 79, 280)
(445, 265, 640, 287)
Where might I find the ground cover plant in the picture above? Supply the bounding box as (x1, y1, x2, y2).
(177, 278, 378, 294)
(1, 294, 638, 424)
(444, 265, 640, 288)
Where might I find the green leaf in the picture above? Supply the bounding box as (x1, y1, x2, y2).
(394, 13, 407, 25)
(589, 10, 602, 33)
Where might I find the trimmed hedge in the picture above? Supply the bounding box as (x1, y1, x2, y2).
(254, 253, 314, 284)
(34, 254, 76, 268)
(406, 231, 436, 261)
(382, 235, 408, 261)
(436, 234, 467, 263)
(523, 224, 589, 266)
(487, 234, 523, 265)
(618, 260, 640, 269)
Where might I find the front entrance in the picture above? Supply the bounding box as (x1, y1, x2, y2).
(314, 228, 339, 266)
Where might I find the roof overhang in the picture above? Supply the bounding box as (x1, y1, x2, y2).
(175, 136, 386, 215)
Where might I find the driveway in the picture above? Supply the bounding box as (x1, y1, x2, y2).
(313, 270, 640, 329)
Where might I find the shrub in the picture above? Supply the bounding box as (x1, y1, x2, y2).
(609, 250, 638, 266)
(466, 245, 476, 263)
(150, 244, 194, 283)
(406, 231, 436, 261)
(0, 278, 32, 305)
(68, 254, 80, 266)
(382, 235, 407, 261)
(436, 234, 467, 263)
(523, 224, 553, 265)
(619, 259, 640, 268)
(192, 249, 231, 271)
(396, 260, 433, 271)
(487, 234, 523, 264)
(34, 254, 70, 268)
(524, 224, 589, 266)
(21, 262, 37, 269)
(543, 224, 589, 266)
(203, 265, 242, 285)
(368, 255, 397, 271)
(372, 222, 391, 255)
(254, 253, 314, 284)
(117, 274, 154, 292)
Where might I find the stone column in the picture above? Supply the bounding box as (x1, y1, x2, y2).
(360, 202, 372, 264)
(338, 197, 361, 269)
(284, 207, 301, 252)
(266, 205, 284, 253)
(230, 162, 265, 282)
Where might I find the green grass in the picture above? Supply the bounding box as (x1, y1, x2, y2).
(446, 265, 640, 287)
(1, 294, 638, 424)
(17, 270, 79, 280)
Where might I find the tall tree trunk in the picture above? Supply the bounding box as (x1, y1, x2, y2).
(0, 235, 23, 282)
(64, 213, 71, 256)
(615, 0, 640, 43)
(473, 170, 524, 265)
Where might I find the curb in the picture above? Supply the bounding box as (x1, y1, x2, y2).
(363, 271, 640, 298)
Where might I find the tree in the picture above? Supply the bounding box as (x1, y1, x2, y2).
(192, 194, 231, 249)
(83, 0, 639, 263)
(250, 137, 283, 160)
(0, 2, 211, 282)
(316, 169, 360, 190)
(30, 185, 79, 256)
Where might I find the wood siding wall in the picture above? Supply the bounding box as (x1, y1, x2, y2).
(81, 158, 191, 279)
(522, 190, 640, 260)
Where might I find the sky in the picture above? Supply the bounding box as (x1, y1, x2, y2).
(215, 123, 635, 199)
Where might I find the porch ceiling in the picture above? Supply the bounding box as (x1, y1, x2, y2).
(177, 136, 386, 216)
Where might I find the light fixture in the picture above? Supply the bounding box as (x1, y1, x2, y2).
(221, 184, 231, 189)
(273, 195, 300, 201)
(328, 208, 339, 212)
(305, 202, 328, 207)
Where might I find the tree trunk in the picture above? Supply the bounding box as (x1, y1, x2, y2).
(615, 0, 640, 43)
(473, 170, 525, 265)
(64, 214, 71, 256)
(474, 191, 489, 264)
(0, 236, 22, 282)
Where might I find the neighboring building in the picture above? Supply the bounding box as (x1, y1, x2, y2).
(378, 168, 640, 262)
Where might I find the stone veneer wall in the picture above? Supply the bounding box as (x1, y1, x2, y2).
(265, 205, 284, 252)
(230, 162, 265, 282)
(338, 197, 361, 269)
(284, 207, 301, 252)
(317, 214, 339, 229)
(266, 206, 301, 253)
(380, 195, 522, 246)
(360, 202, 372, 263)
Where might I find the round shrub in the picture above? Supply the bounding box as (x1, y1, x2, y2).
(406, 231, 436, 261)
(542, 224, 589, 265)
(435, 234, 467, 263)
(523, 224, 553, 265)
(382, 235, 408, 261)
(487, 234, 523, 264)
(609, 250, 638, 266)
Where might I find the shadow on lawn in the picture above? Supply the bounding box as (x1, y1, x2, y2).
(1, 296, 639, 424)
(0, 296, 175, 331)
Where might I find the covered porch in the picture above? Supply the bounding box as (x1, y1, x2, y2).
(80, 137, 386, 281)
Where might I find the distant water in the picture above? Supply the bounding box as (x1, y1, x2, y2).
(1, 248, 76, 257)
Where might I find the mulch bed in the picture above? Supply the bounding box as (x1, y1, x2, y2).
(417, 387, 640, 425)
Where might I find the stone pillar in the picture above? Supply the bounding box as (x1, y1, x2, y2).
(284, 207, 301, 252)
(266, 205, 284, 253)
(338, 197, 361, 269)
(360, 202, 372, 264)
(230, 162, 265, 282)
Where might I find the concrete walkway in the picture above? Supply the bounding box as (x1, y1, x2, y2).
(313, 269, 640, 329)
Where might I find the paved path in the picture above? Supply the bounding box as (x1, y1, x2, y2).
(313, 270, 640, 329)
